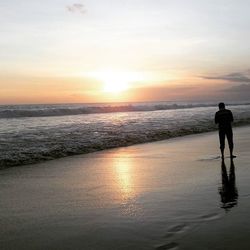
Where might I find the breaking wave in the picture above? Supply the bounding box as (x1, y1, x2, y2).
(0, 103, 250, 168)
(1, 102, 248, 119)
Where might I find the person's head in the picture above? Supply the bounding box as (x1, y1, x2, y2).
(218, 102, 225, 110)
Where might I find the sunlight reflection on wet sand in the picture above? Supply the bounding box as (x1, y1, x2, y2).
(111, 151, 144, 217)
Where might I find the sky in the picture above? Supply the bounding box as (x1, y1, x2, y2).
(1, 0, 250, 104)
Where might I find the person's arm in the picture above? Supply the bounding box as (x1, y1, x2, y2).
(230, 111, 234, 123)
(215, 112, 218, 124)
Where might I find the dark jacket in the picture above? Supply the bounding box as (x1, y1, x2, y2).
(215, 109, 234, 130)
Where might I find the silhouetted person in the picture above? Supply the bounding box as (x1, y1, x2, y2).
(219, 159, 238, 211)
(215, 102, 235, 159)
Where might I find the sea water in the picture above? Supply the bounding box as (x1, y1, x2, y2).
(0, 102, 250, 167)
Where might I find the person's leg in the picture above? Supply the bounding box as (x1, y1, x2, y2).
(219, 130, 225, 159)
(226, 129, 236, 158)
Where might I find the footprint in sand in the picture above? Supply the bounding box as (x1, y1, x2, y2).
(155, 242, 179, 250)
(164, 223, 189, 238)
(197, 213, 221, 222)
(198, 155, 221, 161)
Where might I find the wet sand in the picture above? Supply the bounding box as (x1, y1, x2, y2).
(1, 126, 250, 250)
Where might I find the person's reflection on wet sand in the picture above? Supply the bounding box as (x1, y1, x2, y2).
(219, 159, 238, 211)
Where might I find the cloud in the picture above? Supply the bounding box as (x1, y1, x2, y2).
(132, 82, 250, 102)
(224, 83, 250, 92)
(201, 72, 250, 83)
(200, 70, 250, 100)
(66, 3, 86, 15)
(219, 84, 250, 101)
(128, 84, 219, 102)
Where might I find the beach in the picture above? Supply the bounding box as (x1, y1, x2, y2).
(1, 126, 250, 250)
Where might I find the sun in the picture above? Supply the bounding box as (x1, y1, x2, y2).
(100, 71, 131, 94)
(103, 78, 129, 94)
(103, 82, 129, 93)
(88, 70, 141, 94)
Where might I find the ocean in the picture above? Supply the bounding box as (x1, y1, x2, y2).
(1, 102, 250, 168)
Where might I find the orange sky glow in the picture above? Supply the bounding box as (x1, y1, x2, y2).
(1, 0, 250, 104)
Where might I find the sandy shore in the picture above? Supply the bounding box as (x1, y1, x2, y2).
(1, 126, 250, 250)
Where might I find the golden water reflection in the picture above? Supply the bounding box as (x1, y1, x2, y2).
(113, 151, 135, 200)
(112, 150, 144, 217)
